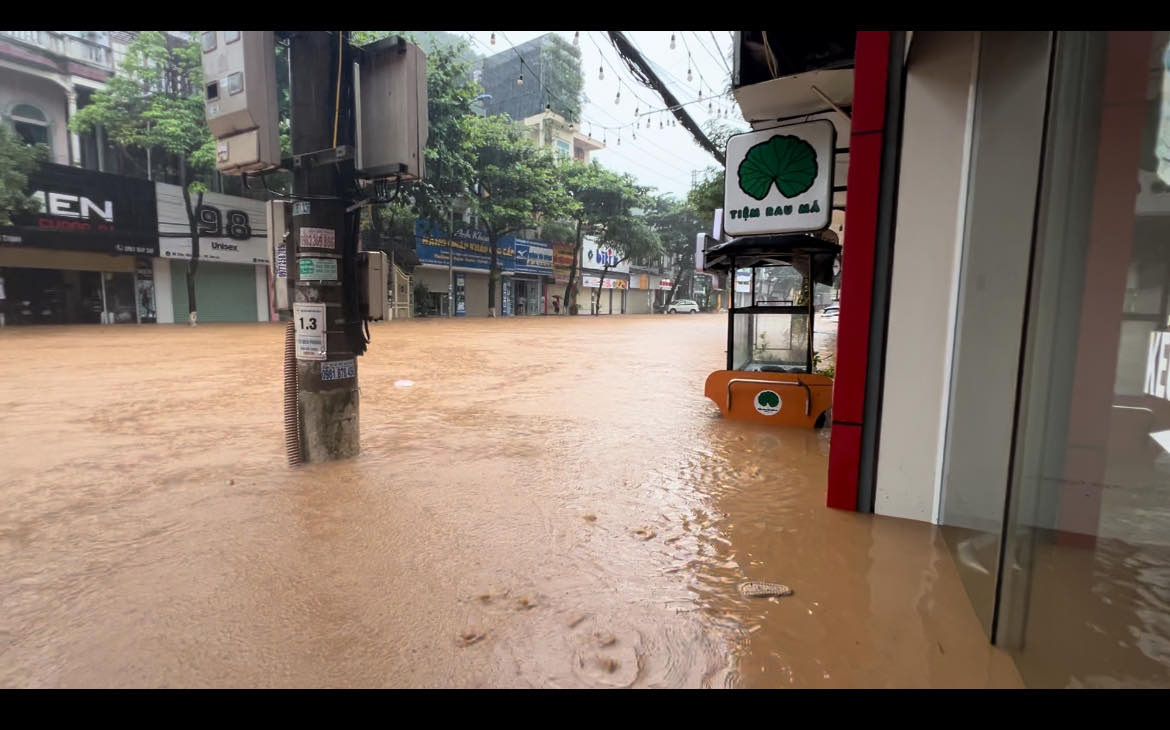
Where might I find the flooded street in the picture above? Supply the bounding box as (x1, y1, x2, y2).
(0, 315, 1021, 687)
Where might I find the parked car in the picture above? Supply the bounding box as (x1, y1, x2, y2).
(667, 299, 700, 314)
(819, 304, 840, 324)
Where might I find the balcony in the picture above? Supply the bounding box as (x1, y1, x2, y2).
(1, 30, 113, 71)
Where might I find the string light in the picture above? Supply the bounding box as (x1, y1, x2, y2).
(517, 73, 523, 86)
(490, 32, 496, 46)
(573, 31, 579, 47)
(615, 81, 621, 105)
(687, 66, 693, 83)
(670, 33, 676, 50)
(599, 65, 604, 81)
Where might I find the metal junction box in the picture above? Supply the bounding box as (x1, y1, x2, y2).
(355, 36, 428, 182)
(267, 200, 292, 312)
(359, 250, 388, 321)
(201, 30, 281, 174)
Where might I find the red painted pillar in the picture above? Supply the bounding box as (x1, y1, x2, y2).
(826, 31, 891, 511)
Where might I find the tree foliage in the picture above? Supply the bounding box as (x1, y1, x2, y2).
(0, 126, 46, 226)
(465, 113, 572, 313)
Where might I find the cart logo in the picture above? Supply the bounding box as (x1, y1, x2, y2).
(754, 390, 781, 415)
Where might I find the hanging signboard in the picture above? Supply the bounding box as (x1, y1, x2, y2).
(293, 302, 326, 360)
(723, 119, 835, 236)
(298, 257, 338, 281)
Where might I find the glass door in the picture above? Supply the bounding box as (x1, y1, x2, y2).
(997, 31, 1170, 688)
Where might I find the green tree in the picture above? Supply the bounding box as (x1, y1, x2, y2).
(465, 113, 572, 315)
(647, 193, 702, 308)
(587, 184, 660, 314)
(556, 161, 640, 315)
(0, 126, 46, 225)
(71, 30, 214, 325)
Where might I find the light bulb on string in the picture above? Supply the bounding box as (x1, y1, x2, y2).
(615, 82, 621, 106)
(708, 101, 713, 113)
(670, 33, 676, 50)
(633, 128, 637, 141)
(490, 32, 496, 46)
(599, 65, 604, 81)
(573, 31, 579, 46)
(687, 66, 692, 83)
(517, 73, 524, 87)
(617, 134, 621, 146)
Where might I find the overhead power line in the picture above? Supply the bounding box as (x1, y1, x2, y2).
(605, 31, 725, 166)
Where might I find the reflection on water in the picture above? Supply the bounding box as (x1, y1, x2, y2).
(0, 317, 1016, 687)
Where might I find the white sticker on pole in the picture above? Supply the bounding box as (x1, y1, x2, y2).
(299, 227, 336, 250)
(294, 302, 326, 361)
(321, 359, 355, 381)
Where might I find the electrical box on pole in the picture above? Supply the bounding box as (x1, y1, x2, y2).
(358, 251, 388, 321)
(201, 30, 282, 174)
(354, 36, 428, 182)
(267, 200, 292, 312)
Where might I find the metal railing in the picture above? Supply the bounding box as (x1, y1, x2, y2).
(1, 31, 112, 70)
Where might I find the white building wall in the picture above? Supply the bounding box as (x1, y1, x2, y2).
(874, 31, 979, 523)
(153, 257, 174, 324)
(0, 65, 70, 165)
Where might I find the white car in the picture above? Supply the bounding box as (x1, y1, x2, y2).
(820, 304, 839, 322)
(667, 299, 700, 313)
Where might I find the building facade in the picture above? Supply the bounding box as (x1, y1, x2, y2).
(733, 29, 1170, 686)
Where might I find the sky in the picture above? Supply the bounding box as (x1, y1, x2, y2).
(453, 31, 748, 200)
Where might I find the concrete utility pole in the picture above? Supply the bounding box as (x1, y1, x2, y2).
(289, 30, 359, 460)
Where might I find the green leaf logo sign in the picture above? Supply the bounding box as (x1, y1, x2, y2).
(754, 390, 781, 416)
(737, 135, 819, 201)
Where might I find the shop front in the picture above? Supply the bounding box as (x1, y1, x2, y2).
(626, 273, 652, 314)
(0, 162, 158, 326)
(155, 183, 270, 324)
(580, 237, 630, 315)
(413, 220, 512, 317)
(512, 238, 553, 315)
(548, 242, 574, 314)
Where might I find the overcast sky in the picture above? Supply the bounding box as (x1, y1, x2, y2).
(454, 31, 748, 200)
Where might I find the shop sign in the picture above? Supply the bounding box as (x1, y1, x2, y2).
(735, 270, 752, 293)
(657, 278, 674, 291)
(156, 183, 270, 264)
(294, 302, 326, 361)
(581, 237, 629, 273)
(723, 119, 835, 236)
(455, 273, 466, 316)
(414, 219, 513, 272)
(582, 275, 628, 289)
(1, 162, 159, 256)
(298, 257, 338, 281)
(513, 239, 554, 275)
(629, 274, 648, 289)
(502, 278, 514, 316)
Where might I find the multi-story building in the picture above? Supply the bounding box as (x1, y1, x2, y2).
(0, 30, 273, 326)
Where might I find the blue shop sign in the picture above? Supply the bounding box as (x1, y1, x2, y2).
(512, 238, 554, 276)
(414, 219, 513, 271)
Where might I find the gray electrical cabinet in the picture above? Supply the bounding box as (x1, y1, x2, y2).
(201, 31, 281, 174)
(355, 36, 428, 182)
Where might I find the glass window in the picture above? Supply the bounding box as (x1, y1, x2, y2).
(998, 31, 1170, 688)
(201, 31, 216, 53)
(224, 31, 240, 44)
(9, 103, 50, 148)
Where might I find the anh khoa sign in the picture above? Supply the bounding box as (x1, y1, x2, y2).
(723, 119, 835, 237)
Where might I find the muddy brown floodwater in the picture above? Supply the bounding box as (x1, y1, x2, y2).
(0, 314, 1023, 688)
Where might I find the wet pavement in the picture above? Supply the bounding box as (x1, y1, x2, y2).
(0, 314, 1022, 687)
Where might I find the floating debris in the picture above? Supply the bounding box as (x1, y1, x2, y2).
(394, 380, 414, 388)
(583, 514, 597, 522)
(739, 581, 793, 598)
(476, 593, 492, 603)
(597, 633, 617, 648)
(599, 656, 620, 673)
(633, 528, 656, 541)
(457, 630, 486, 647)
(567, 615, 586, 629)
(517, 596, 535, 610)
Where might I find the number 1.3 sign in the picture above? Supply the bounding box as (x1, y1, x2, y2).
(294, 302, 326, 361)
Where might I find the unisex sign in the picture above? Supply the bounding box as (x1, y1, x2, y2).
(0, 162, 159, 256)
(723, 120, 835, 236)
(156, 183, 269, 264)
